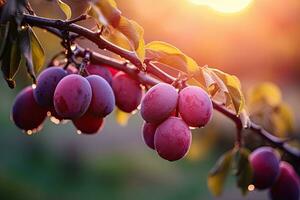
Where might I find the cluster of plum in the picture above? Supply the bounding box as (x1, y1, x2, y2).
(249, 146, 300, 200)
(11, 63, 142, 134)
(141, 83, 213, 161)
(12, 62, 214, 163)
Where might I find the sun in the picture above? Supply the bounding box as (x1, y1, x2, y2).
(189, 0, 253, 13)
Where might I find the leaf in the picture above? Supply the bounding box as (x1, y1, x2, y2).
(117, 17, 145, 60)
(89, 1, 144, 60)
(115, 108, 131, 126)
(194, 66, 245, 115)
(248, 82, 282, 107)
(187, 130, 217, 161)
(210, 68, 245, 115)
(18, 27, 45, 83)
(57, 0, 72, 20)
(145, 41, 198, 74)
(233, 148, 253, 195)
(0, 38, 21, 88)
(91, 0, 121, 27)
(271, 103, 294, 137)
(0, 22, 9, 57)
(103, 28, 132, 50)
(207, 150, 233, 197)
(0, 0, 26, 25)
(29, 28, 45, 73)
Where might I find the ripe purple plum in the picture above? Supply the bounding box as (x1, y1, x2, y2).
(86, 75, 115, 117)
(12, 86, 47, 131)
(270, 161, 300, 200)
(54, 74, 92, 119)
(141, 83, 178, 124)
(249, 146, 280, 190)
(86, 64, 113, 85)
(34, 66, 67, 107)
(154, 117, 192, 161)
(178, 86, 213, 127)
(142, 122, 157, 150)
(112, 72, 142, 113)
(72, 112, 104, 134)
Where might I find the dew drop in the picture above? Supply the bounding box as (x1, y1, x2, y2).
(70, 44, 76, 51)
(248, 184, 255, 191)
(77, 130, 82, 135)
(50, 116, 60, 125)
(26, 130, 33, 135)
(32, 84, 37, 89)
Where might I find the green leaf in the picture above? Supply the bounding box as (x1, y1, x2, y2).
(0, 38, 21, 88)
(145, 41, 198, 74)
(233, 148, 253, 195)
(0, 22, 9, 58)
(18, 27, 45, 83)
(0, 0, 26, 25)
(207, 150, 233, 197)
(57, 0, 72, 20)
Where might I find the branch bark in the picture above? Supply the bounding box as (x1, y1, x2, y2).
(22, 14, 300, 161)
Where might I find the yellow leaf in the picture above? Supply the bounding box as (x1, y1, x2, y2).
(115, 108, 131, 126)
(187, 130, 216, 161)
(94, 0, 121, 27)
(29, 28, 45, 73)
(103, 27, 132, 50)
(57, 0, 72, 20)
(208, 150, 233, 196)
(271, 103, 294, 137)
(199, 67, 245, 115)
(145, 41, 198, 74)
(117, 17, 145, 60)
(248, 82, 282, 107)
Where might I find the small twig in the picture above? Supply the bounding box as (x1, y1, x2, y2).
(79, 50, 91, 75)
(66, 14, 89, 25)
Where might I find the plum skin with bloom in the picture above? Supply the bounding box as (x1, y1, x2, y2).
(53, 74, 92, 119)
(141, 83, 178, 124)
(33, 66, 67, 108)
(269, 161, 300, 200)
(12, 86, 47, 131)
(249, 146, 280, 190)
(142, 122, 157, 150)
(154, 117, 192, 161)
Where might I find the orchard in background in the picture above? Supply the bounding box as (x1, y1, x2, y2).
(0, 0, 299, 199)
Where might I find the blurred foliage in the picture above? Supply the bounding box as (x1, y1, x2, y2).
(247, 82, 295, 138)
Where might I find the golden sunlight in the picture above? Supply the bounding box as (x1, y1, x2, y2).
(189, 0, 253, 13)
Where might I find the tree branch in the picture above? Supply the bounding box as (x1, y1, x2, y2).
(22, 14, 300, 161)
(22, 14, 143, 69)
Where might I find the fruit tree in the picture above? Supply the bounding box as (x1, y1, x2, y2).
(0, 0, 299, 199)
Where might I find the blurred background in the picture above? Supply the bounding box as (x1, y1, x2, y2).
(0, 0, 300, 199)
